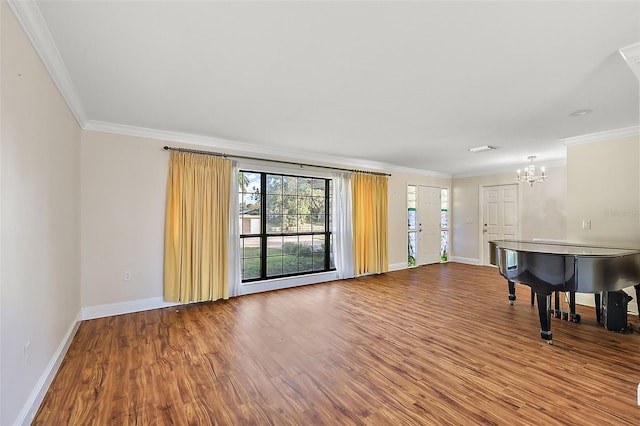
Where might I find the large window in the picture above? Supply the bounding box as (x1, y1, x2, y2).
(239, 171, 334, 282)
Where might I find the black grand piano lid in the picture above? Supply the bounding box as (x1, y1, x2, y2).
(489, 239, 640, 257)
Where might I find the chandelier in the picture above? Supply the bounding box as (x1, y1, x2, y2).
(516, 156, 546, 186)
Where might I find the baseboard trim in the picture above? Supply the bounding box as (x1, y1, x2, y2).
(81, 297, 180, 320)
(388, 262, 407, 272)
(450, 256, 482, 265)
(576, 289, 640, 315)
(237, 271, 338, 296)
(15, 312, 81, 426)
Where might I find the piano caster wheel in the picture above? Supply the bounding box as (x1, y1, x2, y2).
(509, 300, 514, 305)
(547, 340, 553, 345)
(570, 314, 581, 323)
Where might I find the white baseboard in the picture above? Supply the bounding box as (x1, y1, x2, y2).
(16, 298, 187, 424)
(14, 277, 637, 426)
(15, 312, 81, 426)
(388, 262, 408, 272)
(450, 256, 482, 265)
(237, 271, 338, 296)
(81, 297, 180, 320)
(576, 289, 639, 315)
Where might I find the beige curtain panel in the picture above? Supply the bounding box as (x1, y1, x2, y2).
(164, 151, 232, 303)
(351, 173, 389, 276)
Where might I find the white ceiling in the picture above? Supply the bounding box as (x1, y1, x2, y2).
(13, 1, 640, 176)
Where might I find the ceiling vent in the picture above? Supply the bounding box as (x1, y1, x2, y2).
(619, 42, 640, 80)
(468, 145, 496, 153)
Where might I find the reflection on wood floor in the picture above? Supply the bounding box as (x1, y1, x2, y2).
(34, 262, 640, 425)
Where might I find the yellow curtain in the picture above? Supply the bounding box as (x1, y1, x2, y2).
(164, 151, 232, 303)
(351, 173, 389, 276)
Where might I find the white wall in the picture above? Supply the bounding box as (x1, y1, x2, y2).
(451, 165, 568, 263)
(567, 135, 640, 313)
(1, 3, 81, 424)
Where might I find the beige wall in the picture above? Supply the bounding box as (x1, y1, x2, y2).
(80, 131, 453, 309)
(520, 166, 567, 241)
(567, 135, 640, 313)
(1, 3, 81, 424)
(567, 136, 640, 246)
(451, 166, 568, 263)
(81, 131, 169, 309)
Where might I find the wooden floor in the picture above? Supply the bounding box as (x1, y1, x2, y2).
(35, 263, 640, 425)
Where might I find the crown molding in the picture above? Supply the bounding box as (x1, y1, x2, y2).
(85, 120, 278, 156)
(619, 42, 640, 80)
(381, 164, 451, 179)
(559, 126, 640, 146)
(7, 0, 87, 126)
(84, 120, 451, 178)
(453, 159, 566, 179)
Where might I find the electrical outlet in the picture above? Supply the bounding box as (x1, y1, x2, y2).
(582, 220, 591, 229)
(123, 271, 132, 281)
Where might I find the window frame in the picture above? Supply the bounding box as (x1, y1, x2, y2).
(240, 170, 334, 283)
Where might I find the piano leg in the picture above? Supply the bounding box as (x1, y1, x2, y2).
(568, 292, 580, 323)
(554, 291, 562, 319)
(635, 285, 640, 321)
(594, 292, 601, 323)
(568, 291, 574, 313)
(508, 280, 516, 305)
(536, 292, 553, 344)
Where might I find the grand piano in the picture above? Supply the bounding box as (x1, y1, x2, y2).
(489, 239, 640, 344)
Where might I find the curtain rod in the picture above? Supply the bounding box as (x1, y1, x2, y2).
(162, 146, 391, 177)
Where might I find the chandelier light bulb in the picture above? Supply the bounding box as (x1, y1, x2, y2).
(516, 156, 547, 186)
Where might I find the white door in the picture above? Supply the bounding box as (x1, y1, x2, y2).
(418, 186, 442, 265)
(483, 184, 518, 265)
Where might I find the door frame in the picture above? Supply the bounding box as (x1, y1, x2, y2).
(407, 183, 450, 268)
(417, 185, 442, 265)
(478, 183, 521, 266)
